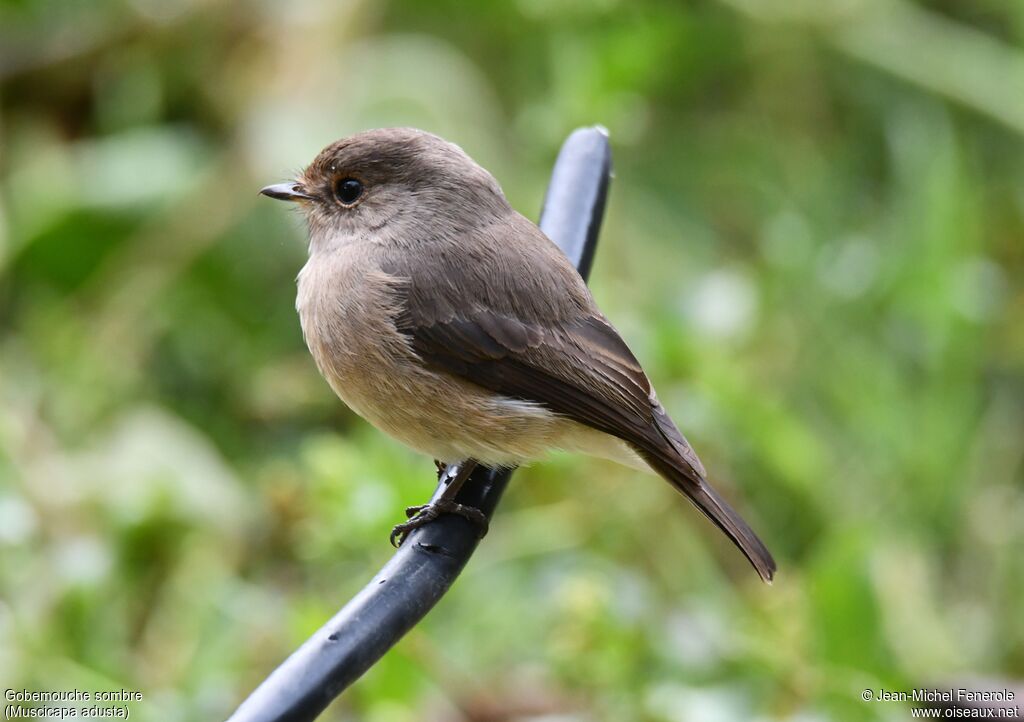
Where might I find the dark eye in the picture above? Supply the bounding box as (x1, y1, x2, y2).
(334, 177, 363, 205)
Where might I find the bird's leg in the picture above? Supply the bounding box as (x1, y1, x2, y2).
(390, 460, 487, 547)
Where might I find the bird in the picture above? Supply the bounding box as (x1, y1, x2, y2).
(260, 127, 775, 582)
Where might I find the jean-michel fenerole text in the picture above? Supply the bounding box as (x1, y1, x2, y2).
(873, 688, 1016, 704)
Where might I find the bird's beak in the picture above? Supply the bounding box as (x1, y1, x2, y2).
(259, 182, 313, 202)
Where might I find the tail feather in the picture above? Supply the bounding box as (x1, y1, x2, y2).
(648, 453, 776, 583)
(638, 405, 776, 583)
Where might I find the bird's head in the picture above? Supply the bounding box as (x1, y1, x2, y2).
(261, 127, 509, 253)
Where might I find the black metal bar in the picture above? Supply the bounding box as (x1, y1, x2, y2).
(227, 126, 612, 722)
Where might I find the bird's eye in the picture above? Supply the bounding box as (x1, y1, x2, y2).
(334, 177, 364, 206)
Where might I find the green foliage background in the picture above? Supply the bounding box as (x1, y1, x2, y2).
(1, 1, 1022, 720)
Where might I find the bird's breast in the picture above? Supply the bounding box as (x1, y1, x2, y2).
(296, 250, 415, 409)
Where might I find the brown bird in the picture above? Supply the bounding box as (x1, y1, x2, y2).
(261, 128, 775, 582)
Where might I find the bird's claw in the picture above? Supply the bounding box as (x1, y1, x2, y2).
(389, 500, 489, 547)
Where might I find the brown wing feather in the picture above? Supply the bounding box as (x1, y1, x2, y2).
(406, 311, 657, 446)
(398, 305, 776, 582)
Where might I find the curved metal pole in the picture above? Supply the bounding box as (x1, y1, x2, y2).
(227, 126, 612, 722)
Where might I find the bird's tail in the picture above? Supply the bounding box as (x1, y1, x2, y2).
(637, 404, 776, 583)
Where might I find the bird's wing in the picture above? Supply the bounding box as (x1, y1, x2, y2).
(396, 297, 775, 582)
(397, 304, 699, 472)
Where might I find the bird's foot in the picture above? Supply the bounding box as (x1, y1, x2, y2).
(389, 500, 489, 547)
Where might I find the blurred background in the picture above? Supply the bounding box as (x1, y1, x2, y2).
(2, 0, 1023, 720)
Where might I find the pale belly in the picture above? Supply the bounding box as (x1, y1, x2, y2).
(320, 347, 646, 471)
(325, 347, 562, 465)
